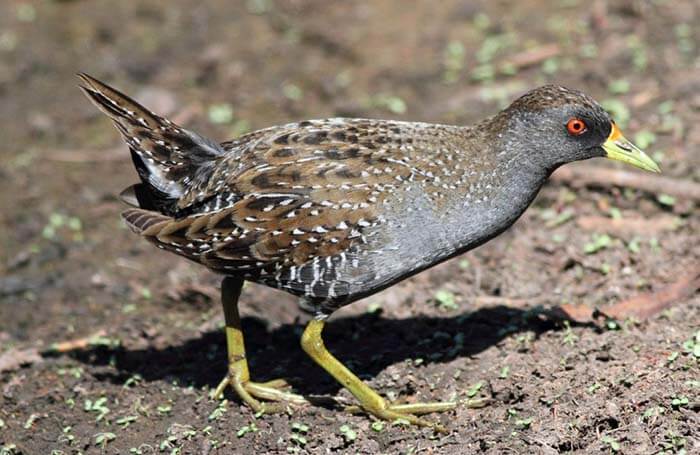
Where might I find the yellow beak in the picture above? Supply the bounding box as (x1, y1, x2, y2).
(603, 123, 660, 173)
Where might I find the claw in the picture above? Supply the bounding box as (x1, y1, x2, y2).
(214, 373, 308, 413)
(345, 401, 455, 433)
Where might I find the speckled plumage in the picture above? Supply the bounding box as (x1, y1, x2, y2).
(79, 74, 613, 316)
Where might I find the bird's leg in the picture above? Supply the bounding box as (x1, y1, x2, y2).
(213, 276, 307, 413)
(300, 319, 456, 432)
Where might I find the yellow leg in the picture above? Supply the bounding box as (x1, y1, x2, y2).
(213, 276, 308, 413)
(301, 319, 456, 432)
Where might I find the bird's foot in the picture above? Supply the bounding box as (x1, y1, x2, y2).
(346, 400, 456, 433)
(213, 375, 309, 414)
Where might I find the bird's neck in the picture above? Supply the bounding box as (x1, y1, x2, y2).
(443, 144, 551, 255)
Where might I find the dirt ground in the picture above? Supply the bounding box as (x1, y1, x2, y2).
(1, 1, 699, 453)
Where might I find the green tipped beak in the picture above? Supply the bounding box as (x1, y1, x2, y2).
(603, 123, 660, 173)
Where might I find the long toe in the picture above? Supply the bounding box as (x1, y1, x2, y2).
(256, 378, 291, 389)
(346, 400, 456, 417)
(371, 407, 449, 433)
(345, 400, 455, 433)
(387, 401, 457, 416)
(214, 374, 309, 415)
(245, 381, 308, 406)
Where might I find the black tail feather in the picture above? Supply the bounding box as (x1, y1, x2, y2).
(78, 73, 224, 215)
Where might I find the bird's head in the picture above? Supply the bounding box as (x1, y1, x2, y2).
(495, 85, 660, 174)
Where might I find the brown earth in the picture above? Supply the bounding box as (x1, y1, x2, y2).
(0, 1, 698, 453)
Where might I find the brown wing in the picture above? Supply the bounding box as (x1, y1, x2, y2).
(123, 120, 419, 278)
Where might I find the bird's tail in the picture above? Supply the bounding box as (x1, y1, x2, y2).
(77, 73, 225, 215)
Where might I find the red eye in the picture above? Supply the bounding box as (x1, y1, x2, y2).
(566, 118, 587, 136)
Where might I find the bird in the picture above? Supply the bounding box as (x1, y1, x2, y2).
(78, 73, 659, 431)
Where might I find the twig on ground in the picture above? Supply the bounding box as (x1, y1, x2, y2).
(0, 330, 112, 372)
(473, 295, 546, 308)
(47, 329, 107, 353)
(576, 215, 681, 236)
(551, 165, 700, 201)
(556, 267, 700, 322)
(0, 348, 42, 373)
(502, 44, 561, 70)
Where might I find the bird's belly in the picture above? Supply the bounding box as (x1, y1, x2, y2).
(345, 207, 512, 294)
(353, 173, 547, 295)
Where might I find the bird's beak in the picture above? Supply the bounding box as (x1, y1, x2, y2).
(602, 122, 660, 173)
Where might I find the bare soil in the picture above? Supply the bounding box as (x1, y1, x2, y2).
(1, 1, 698, 454)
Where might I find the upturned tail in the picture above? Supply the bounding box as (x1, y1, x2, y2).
(77, 73, 225, 216)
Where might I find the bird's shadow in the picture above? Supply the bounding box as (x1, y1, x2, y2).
(65, 305, 583, 397)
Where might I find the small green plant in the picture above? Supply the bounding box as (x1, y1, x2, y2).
(466, 381, 483, 398)
(642, 405, 665, 421)
(499, 365, 510, 379)
(667, 351, 679, 364)
(634, 130, 656, 149)
(58, 426, 75, 445)
(282, 83, 303, 101)
(605, 319, 620, 331)
(661, 430, 687, 453)
(123, 374, 143, 388)
(339, 424, 357, 444)
(116, 415, 138, 428)
(289, 421, 309, 448)
(434, 289, 458, 311)
(584, 233, 612, 254)
(601, 435, 621, 452)
(601, 99, 630, 129)
(84, 397, 110, 422)
(159, 436, 179, 452)
(562, 321, 578, 346)
(543, 209, 574, 228)
(41, 212, 84, 241)
(515, 332, 535, 352)
(237, 422, 258, 438)
(657, 194, 676, 206)
(670, 396, 689, 409)
(23, 414, 39, 429)
(627, 238, 641, 254)
(443, 41, 465, 83)
(208, 103, 234, 124)
(608, 207, 622, 219)
(588, 382, 602, 394)
(289, 433, 307, 447)
(515, 417, 533, 430)
(370, 94, 407, 114)
(94, 432, 116, 449)
(608, 79, 630, 95)
(208, 399, 228, 421)
(291, 422, 309, 433)
(392, 418, 411, 427)
(371, 421, 384, 432)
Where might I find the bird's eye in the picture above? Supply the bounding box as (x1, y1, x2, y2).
(566, 118, 587, 136)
